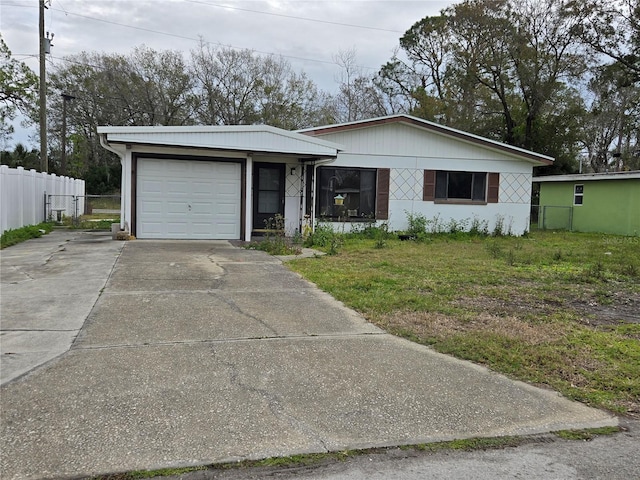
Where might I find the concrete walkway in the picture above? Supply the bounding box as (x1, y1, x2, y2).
(1, 230, 124, 385)
(0, 235, 616, 479)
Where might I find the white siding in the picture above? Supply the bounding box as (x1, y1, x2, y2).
(313, 122, 535, 236)
(314, 123, 526, 163)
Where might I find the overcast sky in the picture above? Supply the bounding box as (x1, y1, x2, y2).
(2, 0, 451, 148)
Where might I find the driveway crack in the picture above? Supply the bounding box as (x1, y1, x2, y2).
(210, 346, 330, 452)
(211, 292, 280, 336)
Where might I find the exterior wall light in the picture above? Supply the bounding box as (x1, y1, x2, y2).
(334, 194, 344, 205)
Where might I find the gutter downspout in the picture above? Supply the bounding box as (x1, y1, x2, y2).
(99, 133, 126, 231)
(309, 157, 337, 232)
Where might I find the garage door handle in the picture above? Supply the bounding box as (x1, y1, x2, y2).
(188, 204, 191, 211)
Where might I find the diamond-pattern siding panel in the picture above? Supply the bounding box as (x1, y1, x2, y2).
(286, 169, 301, 197)
(500, 173, 531, 203)
(391, 169, 423, 200)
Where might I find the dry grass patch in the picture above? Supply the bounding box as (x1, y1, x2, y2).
(382, 310, 565, 346)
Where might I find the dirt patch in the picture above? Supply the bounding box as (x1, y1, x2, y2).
(454, 287, 640, 329)
(570, 290, 640, 327)
(382, 310, 565, 345)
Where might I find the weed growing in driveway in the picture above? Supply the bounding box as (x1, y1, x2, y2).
(288, 231, 640, 416)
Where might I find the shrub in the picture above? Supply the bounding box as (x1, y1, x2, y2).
(469, 216, 489, 236)
(405, 211, 428, 237)
(493, 215, 505, 236)
(246, 215, 301, 256)
(304, 221, 343, 254)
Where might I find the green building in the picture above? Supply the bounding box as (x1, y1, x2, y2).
(534, 171, 640, 236)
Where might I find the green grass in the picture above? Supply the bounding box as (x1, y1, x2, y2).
(60, 215, 120, 230)
(91, 428, 622, 479)
(554, 426, 620, 441)
(86, 196, 121, 210)
(75, 218, 120, 230)
(289, 231, 640, 416)
(1, 222, 54, 249)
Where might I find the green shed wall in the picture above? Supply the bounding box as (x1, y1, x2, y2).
(538, 179, 640, 236)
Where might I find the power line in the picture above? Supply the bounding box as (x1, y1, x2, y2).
(183, 0, 404, 34)
(43, 6, 380, 70)
(3, 1, 387, 70)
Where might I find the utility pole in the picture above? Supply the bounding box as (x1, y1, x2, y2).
(39, 0, 47, 172)
(61, 93, 75, 176)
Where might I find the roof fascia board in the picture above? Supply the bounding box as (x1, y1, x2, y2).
(105, 139, 337, 159)
(97, 125, 343, 152)
(533, 171, 640, 182)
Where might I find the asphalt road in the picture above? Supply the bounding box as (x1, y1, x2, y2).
(166, 418, 639, 480)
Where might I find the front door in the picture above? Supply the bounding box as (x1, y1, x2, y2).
(253, 163, 285, 232)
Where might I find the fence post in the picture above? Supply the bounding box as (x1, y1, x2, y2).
(0, 165, 7, 234)
(569, 207, 573, 232)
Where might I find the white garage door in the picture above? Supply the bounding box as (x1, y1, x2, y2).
(137, 158, 241, 239)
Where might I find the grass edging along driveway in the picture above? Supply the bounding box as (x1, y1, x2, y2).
(0, 222, 53, 249)
(93, 427, 621, 479)
(288, 231, 640, 417)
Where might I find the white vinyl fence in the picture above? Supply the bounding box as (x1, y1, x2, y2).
(0, 165, 85, 234)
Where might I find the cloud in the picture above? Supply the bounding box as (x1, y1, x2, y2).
(1, 0, 449, 147)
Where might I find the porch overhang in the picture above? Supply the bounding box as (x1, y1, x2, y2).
(97, 125, 343, 160)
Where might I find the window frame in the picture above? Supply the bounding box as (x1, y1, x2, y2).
(315, 166, 378, 221)
(573, 184, 584, 206)
(434, 170, 489, 204)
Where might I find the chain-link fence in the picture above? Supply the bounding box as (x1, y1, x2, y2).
(46, 194, 120, 226)
(81, 195, 121, 216)
(530, 205, 540, 230)
(46, 194, 79, 223)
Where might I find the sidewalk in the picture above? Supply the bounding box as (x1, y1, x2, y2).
(0, 230, 124, 384)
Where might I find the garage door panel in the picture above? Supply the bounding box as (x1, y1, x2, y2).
(166, 221, 189, 235)
(139, 222, 164, 236)
(139, 180, 164, 195)
(217, 184, 237, 196)
(192, 162, 216, 176)
(137, 158, 241, 239)
(214, 224, 239, 238)
(192, 181, 214, 195)
(166, 201, 189, 214)
(167, 181, 190, 195)
(217, 201, 239, 216)
(191, 202, 214, 214)
(139, 200, 163, 214)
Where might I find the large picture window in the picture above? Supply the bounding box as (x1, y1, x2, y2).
(435, 171, 487, 202)
(316, 167, 377, 219)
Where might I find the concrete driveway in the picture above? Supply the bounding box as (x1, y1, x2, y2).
(0, 233, 616, 479)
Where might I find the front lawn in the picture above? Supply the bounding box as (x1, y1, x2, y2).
(288, 231, 640, 417)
